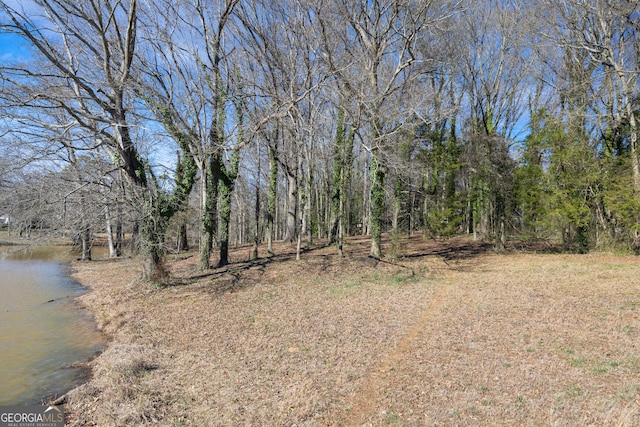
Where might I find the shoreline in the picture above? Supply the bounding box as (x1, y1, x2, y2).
(62, 257, 151, 425)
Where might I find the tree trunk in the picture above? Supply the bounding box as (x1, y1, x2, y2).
(79, 227, 92, 261)
(304, 152, 313, 245)
(217, 150, 239, 268)
(392, 176, 402, 234)
(131, 221, 140, 254)
(217, 93, 243, 267)
(115, 218, 123, 257)
(199, 154, 219, 270)
(138, 207, 169, 281)
(177, 223, 189, 252)
(252, 141, 261, 260)
(105, 205, 117, 258)
(284, 171, 298, 244)
(297, 156, 306, 260)
(330, 107, 347, 243)
(267, 145, 277, 254)
(337, 188, 344, 258)
(361, 157, 370, 236)
(626, 100, 640, 190)
(369, 153, 385, 259)
(142, 244, 167, 282)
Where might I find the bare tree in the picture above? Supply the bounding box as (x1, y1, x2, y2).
(0, 0, 195, 280)
(455, 0, 532, 247)
(238, 0, 331, 259)
(318, 0, 458, 258)
(542, 0, 640, 188)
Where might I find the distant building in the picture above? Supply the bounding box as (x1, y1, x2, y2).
(0, 215, 10, 227)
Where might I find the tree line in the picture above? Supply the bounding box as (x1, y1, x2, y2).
(0, 0, 638, 280)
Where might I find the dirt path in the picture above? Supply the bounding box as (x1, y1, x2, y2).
(339, 269, 461, 426)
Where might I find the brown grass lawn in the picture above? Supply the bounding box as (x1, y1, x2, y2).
(64, 235, 640, 426)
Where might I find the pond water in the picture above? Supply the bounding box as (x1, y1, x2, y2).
(0, 245, 107, 405)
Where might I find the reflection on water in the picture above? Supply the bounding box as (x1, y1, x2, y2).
(0, 245, 107, 405)
(1, 244, 111, 262)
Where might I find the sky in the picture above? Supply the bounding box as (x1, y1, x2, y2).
(0, 0, 40, 62)
(0, 33, 30, 62)
(0, 20, 180, 178)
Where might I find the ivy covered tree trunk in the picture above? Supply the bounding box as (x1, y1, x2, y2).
(218, 181, 231, 266)
(217, 94, 244, 267)
(199, 154, 220, 270)
(147, 100, 202, 274)
(330, 106, 354, 244)
(120, 99, 191, 282)
(330, 104, 356, 255)
(198, 77, 225, 271)
(140, 144, 197, 281)
(340, 126, 355, 250)
(217, 149, 240, 267)
(139, 210, 168, 281)
(369, 152, 385, 259)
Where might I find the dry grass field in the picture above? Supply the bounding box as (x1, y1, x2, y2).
(64, 235, 640, 426)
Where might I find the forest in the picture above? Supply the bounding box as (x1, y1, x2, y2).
(1, 0, 639, 280)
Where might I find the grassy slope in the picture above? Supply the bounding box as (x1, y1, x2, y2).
(64, 235, 640, 426)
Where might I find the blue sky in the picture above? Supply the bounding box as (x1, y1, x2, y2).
(0, 23, 180, 176)
(0, 28, 32, 62)
(0, 0, 38, 63)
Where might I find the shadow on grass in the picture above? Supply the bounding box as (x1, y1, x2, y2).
(161, 245, 313, 294)
(162, 235, 480, 291)
(156, 234, 563, 293)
